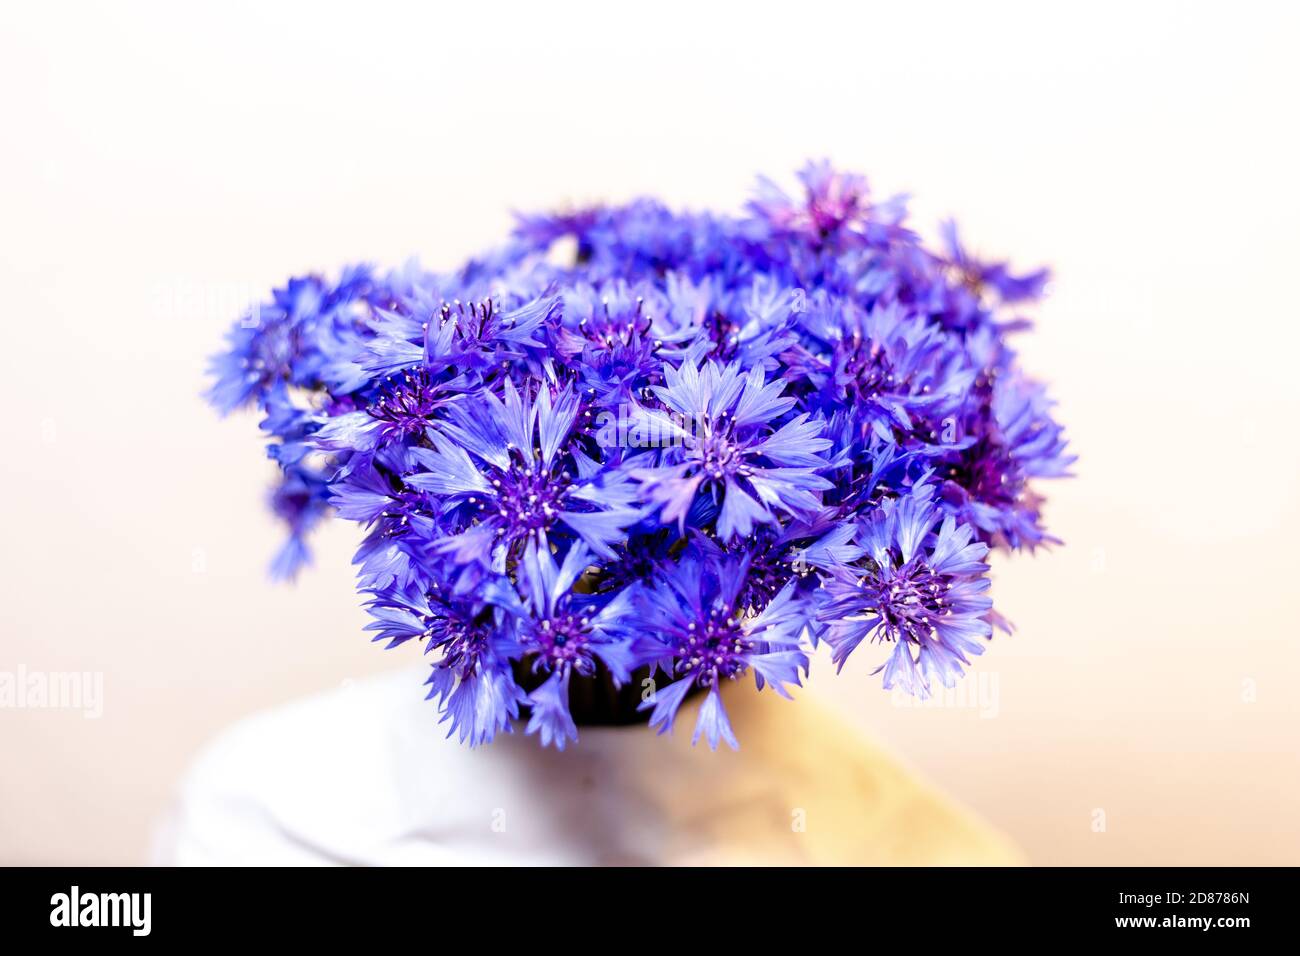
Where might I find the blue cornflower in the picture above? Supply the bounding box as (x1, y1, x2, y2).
(940, 220, 1050, 305)
(552, 281, 671, 410)
(206, 276, 326, 414)
(628, 359, 833, 541)
(497, 540, 638, 750)
(817, 488, 994, 697)
(631, 553, 808, 750)
(788, 298, 975, 447)
(938, 359, 1074, 550)
(364, 575, 526, 746)
(748, 160, 911, 254)
(406, 381, 641, 562)
(362, 292, 555, 379)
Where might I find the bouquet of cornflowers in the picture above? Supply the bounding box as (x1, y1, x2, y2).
(209, 162, 1071, 750)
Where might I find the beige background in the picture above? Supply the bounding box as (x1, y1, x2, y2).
(2, 0, 1297, 865)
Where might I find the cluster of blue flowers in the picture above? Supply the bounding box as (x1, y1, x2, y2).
(209, 163, 1070, 750)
